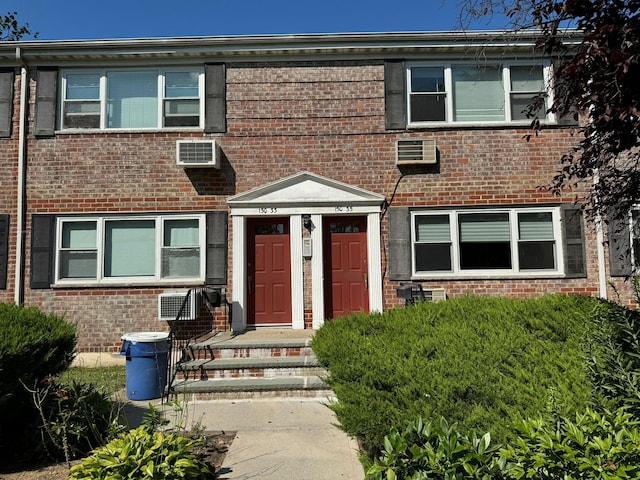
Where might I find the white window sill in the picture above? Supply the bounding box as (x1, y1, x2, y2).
(56, 127, 204, 135)
(52, 279, 205, 289)
(411, 273, 566, 281)
(406, 120, 557, 130)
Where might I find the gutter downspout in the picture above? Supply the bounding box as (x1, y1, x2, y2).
(594, 170, 608, 300)
(14, 47, 27, 305)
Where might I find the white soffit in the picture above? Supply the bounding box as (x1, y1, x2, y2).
(227, 171, 385, 208)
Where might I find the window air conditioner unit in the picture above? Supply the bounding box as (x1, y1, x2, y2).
(158, 291, 200, 321)
(424, 288, 447, 302)
(396, 138, 437, 165)
(176, 140, 219, 168)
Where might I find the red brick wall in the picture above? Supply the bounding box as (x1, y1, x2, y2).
(0, 69, 20, 305)
(14, 60, 608, 352)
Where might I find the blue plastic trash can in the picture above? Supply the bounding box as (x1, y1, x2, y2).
(120, 332, 171, 401)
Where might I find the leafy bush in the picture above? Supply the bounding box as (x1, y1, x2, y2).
(365, 417, 507, 480)
(312, 294, 597, 455)
(366, 408, 640, 480)
(32, 378, 121, 462)
(0, 302, 76, 463)
(502, 407, 640, 479)
(68, 425, 211, 479)
(0, 302, 76, 399)
(585, 298, 640, 415)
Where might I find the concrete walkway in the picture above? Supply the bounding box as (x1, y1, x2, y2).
(122, 398, 365, 480)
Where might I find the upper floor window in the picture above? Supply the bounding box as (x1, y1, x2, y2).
(55, 214, 205, 285)
(407, 63, 552, 126)
(61, 68, 203, 130)
(412, 207, 563, 277)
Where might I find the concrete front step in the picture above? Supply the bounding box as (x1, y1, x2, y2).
(176, 356, 327, 380)
(172, 376, 334, 401)
(169, 330, 330, 400)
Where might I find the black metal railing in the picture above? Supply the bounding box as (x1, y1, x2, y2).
(164, 287, 224, 402)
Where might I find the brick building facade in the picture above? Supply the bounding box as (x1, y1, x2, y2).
(0, 31, 634, 352)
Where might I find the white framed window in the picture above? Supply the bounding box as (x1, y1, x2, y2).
(61, 67, 204, 130)
(412, 207, 563, 277)
(55, 214, 206, 285)
(406, 62, 553, 126)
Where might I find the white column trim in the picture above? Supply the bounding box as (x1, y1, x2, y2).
(290, 215, 304, 329)
(231, 215, 246, 332)
(311, 214, 325, 329)
(367, 212, 383, 313)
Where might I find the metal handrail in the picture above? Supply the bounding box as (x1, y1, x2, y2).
(164, 287, 223, 402)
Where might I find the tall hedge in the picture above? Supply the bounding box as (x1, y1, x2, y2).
(312, 294, 598, 456)
(0, 302, 76, 462)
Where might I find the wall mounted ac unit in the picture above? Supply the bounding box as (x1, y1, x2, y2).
(158, 291, 200, 321)
(176, 140, 219, 168)
(396, 138, 437, 165)
(423, 288, 446, 302)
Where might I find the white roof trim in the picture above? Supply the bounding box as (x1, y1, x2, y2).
(227, 171, 385, 208)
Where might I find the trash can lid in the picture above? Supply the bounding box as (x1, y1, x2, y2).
(121, 332, 169, 343)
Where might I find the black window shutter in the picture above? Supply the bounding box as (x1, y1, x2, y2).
(204, 63, 226, 133)
(0, 214, 9, 289)
(561, 205, 587, 278)
(0, 69, 14, 138)
(389, 207, 411, 281)
(607, 210, 632, 277)
(384, 60, 406, 130)
(30, 214, 55, 289)
(206, 211, 228, 285)
(35, 67, 58, 137)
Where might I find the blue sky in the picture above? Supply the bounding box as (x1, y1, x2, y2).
(7, 0, 511, 41)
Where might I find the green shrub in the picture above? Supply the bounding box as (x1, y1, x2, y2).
(0, 302, 76, 463)
(33, 378, 121, 462)
(312, 294, 597, 456)
(69, 425, 211, 479)
(502, 407, 640, 479)
(585, 298, 640, 415)
(366, 408, 640, 480)
(366, 417, 507, 480)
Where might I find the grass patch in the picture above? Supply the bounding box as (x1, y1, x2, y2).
(60, 366, 126, 395)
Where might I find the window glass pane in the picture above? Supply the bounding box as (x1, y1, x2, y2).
(60, 251, 97, 279)
(165, 99, 199, 115)
(107, 71, 158, 128)
(415, 243, 452, 271)
(66, 73, 100, 100)
(510, 93, 538, 121)
(459, 213, 510, 242)
(165, 71, 199, 98)
(510, 66, 543, 92)
(459, 213, 511, 270)
(62, 221, 96, 248)
(164, 219, 199, 246)
(162, 247, 200, 277)
(460, 242, 511, 269)
(518, 212, 554, 240)
(519, 242, 555, 269)
(416, 215, 450, 242)
(105, 220, 155, 277)
(410, 94, 446, 122)
(453, 65, 505, 121)
(411, 67, 445, 92)
(60, 221, 97, 279)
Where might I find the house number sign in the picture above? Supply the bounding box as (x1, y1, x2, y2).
(258, 207, 278, 214)
(334, 206, 353, 212)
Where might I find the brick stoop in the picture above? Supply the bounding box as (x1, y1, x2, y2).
(169, 330, 334, 401)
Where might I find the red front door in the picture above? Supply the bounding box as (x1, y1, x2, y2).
(247, 218, 292, 326)
(323, 216, 369, 319)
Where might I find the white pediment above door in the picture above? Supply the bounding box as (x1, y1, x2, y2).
(227, 171, 385, 209)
